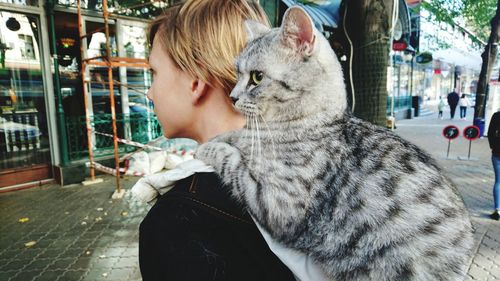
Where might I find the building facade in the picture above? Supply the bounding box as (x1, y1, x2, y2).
(388, 0, 483, 119)
(0, 0, 176, 189)
(4, 0, 480, 188)
(0, 0, 311, 189)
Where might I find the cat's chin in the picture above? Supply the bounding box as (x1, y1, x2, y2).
(235, 102, 259, 117)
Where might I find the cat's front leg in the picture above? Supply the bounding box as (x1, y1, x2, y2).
(196, 142, 263, 208)
(195, 142, 236, 175)
(196, 141, 308, 243)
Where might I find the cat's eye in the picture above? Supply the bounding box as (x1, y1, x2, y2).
(250, 71, 264, 86)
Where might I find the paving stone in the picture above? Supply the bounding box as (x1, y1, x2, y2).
(79, 231, 102, 241)
(71, 240, 95, 250)
(107, 268, 134, 280)
(468, 264, 490, 281)
(33, 239, 57, 249)
(62, 248, 88, 259)
(33, 270, 65, 281)
(37, 249, 62, 259)
(91, 257, 120, 269)
(46, 258, 77, 271)
(81, 267, 109, 281)
(489, 265, 500, 279)
(128, 267, 142, 280)
(472, 253, 492, 268)
(0, 250, 20, 260)
(14, 248, 44, 260)
(104, 247, 126, 257)
(68, 257, 93, 270)
(115, 257, 138, 268)
(3, 259, 31, 271)
(120, 247, 137, 257)
(57, 270, 86, 281)
(27, 259, 53, 271)
(0, 270, 17, 281)
(92, 237, 113, 248)
(8, 270, 42, 281)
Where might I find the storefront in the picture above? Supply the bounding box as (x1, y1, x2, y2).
(0, 0, 171, 189)
(0, 1, 57, 188)
(51, 1, 165, 185)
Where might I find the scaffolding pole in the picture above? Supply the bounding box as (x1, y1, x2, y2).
(77, 0, 150, 197)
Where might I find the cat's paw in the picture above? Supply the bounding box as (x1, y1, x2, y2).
(210, 131, 234, 143)
(195, 142, 239, 171)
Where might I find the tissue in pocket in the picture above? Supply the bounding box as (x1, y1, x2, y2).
(127, 151, 150, 174)
(149, 151, 167, 174)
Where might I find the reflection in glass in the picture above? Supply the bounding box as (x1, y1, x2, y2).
(0, 11, 50, 169)
(56, 0, 179, 18)
(0, 0, 38, 6)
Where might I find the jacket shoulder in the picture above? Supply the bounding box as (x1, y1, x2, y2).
(139, 172, 294, 281)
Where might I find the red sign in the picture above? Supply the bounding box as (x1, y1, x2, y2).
(392, 42, 408, 51)
(443, 125, 459, 140)
(406, 0, 421, 7)
(463, 125, 480, 140)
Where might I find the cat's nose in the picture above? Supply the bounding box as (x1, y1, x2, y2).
(231, 97, 239, 104)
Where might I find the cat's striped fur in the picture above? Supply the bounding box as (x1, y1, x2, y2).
(196, 7, 473, 281)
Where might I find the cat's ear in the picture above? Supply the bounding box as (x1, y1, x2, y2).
(280, 6, 316, 56)
(245, 20, 270, 42)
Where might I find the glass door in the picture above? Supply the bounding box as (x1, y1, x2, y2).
(0, 11, 51, 186)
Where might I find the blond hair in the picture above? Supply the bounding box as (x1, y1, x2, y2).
(149, 0, 270, 94)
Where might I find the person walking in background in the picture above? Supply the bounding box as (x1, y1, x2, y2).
(487, 111, 500, 221)
(447, 89, 460, 119)
(459, 94, 470, 120)
(438, 96, 445, 119)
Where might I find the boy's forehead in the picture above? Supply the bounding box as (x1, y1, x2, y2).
(148, 42, 162, 66)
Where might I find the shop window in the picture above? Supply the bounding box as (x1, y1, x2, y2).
(0, 0, 38, 6)
(0, 11, 50, 171)
(18, 34, 36, 60)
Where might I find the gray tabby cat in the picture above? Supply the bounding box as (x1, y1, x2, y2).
(195, 6, 473, 281)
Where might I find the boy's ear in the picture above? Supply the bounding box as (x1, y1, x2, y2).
(191, 79, 209, 104)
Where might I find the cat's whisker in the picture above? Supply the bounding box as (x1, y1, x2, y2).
(250, 112, 255, 163)
(254, 114, 263, 180)
(259, 113, 278, 161)
(255, 113, 262, 161)
(243, 112, 250, 140)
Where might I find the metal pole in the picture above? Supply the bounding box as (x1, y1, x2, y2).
(103, 0, 121, 193)
(447, 139, 451, 158)
(468, 140, 472, 160)
(77, 0, 96, 181)
(45, 0, 69, 166)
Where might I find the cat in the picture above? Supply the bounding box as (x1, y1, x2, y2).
(195, 6, 474, 281)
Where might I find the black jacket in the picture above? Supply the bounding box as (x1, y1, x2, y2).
(139, 172, 295, 281)
(488, 111, 500, 157)
(447, 92, 460, 107)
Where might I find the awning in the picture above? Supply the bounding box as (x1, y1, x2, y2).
(281, 0, 341, 32)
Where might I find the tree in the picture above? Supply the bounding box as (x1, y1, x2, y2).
(418, 0, 499, 121)
(345, 0, 393, 126)
(474, 0, 500, 120)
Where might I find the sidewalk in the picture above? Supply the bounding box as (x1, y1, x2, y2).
(0, 177, 147, 281)
(396, 107, 500, 281)
(0, 107, 499, 281)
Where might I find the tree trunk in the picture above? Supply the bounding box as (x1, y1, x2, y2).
(346, 0, 393, 126)
(474, 0, 500, 120)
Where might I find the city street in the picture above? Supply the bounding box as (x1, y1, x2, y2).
(0, 106, 499, 281)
